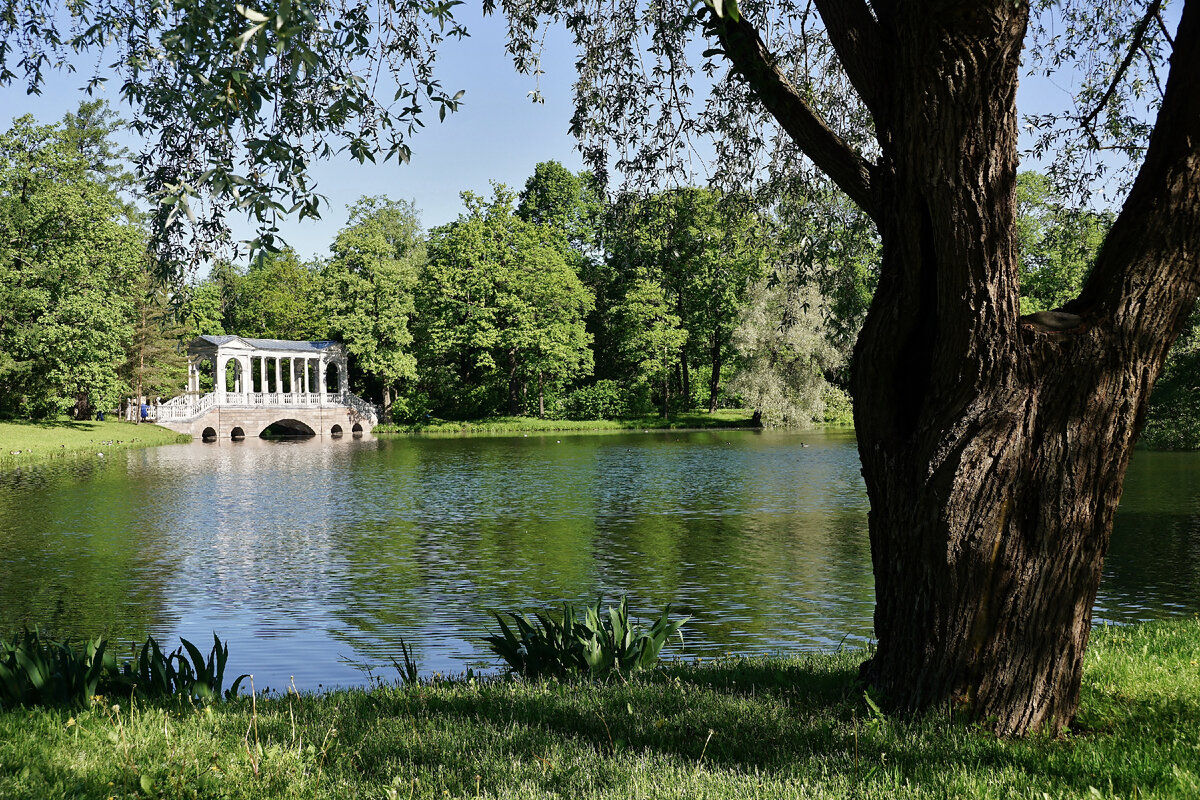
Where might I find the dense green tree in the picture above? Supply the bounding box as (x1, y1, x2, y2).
(0, 114, 144, 419)
(61, 100, 137, 212)
(179, 276, 229, 341)
(612, 279, 688, 419)
(516, 161, 602, 253)
(1142, 308, 1200, 450)
(225, 249, 327, 341)
(603, 188, 763, 411)
(1016, 171, 1112, 314)
(321, 196, 423, 417)
(418, 186, 594, 417)
(123, 263, 187, 409)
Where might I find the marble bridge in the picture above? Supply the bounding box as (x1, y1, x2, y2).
(153, 336, 379, 440)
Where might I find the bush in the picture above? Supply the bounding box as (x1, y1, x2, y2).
(0, 629, 246, 709)
(821, 385, 854, 424)
(554, 381, 652, 420)
(485, 597, 688, 680)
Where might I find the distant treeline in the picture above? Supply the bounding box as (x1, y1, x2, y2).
(1, 104, 1196, 443)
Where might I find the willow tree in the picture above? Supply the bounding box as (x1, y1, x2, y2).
(522, 0, 1197, 735)
(5, 0, 1197, 735)
(685, 1, 1198, 735)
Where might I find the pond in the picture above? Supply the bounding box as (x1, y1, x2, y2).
(1, 429, 1197, 691)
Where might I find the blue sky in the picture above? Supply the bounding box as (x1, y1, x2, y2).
(2, 6, 589, 262)
(1, 5, 1157, 265)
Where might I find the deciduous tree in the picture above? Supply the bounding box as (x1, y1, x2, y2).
(321, 196, 423, 417)
(0, 114, 144, 419)
(613, 279, 688, 419)
(729, 270, 843, 427)
(419, 187, 593, 417)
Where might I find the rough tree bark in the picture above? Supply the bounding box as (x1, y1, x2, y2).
(713, 1, 1200, 735)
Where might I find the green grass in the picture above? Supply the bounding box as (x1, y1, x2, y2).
(2, 619, 1197, 798)
(0, 419, 190, 468)
(375, 409, 757, 435)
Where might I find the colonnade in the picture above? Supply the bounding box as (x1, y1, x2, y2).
(186, 353, 343, 401)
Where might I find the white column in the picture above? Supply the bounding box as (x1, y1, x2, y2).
(216, 357, 226, 402)
(303, 358, 310, 395)
(288, 358, 296, 396)
(318, 355, 327, 402)
(274, 358, 281, 396)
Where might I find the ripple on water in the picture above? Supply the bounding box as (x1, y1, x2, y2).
(0, 429, 1196, 689)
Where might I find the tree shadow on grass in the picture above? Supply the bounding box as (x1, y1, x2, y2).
(1, 419, 101, 430)
(338, 656, 1199, 798)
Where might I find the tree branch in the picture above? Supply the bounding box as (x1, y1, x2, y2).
(812, 0, 883, 116)
(709, 12, 879, 223)
(1079, 0, 1164, 141)
(1076, 1, 1200, 343)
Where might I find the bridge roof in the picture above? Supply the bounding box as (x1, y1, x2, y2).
(191, 335, 342, 354)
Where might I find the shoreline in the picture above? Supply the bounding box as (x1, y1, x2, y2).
(0, 419, 191, 469)
(373, 409, 762, 436)
(1, 619, 1195, 799)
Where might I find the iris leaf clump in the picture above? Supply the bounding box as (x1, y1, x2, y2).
(485, 596, 688, 680)
(0, 629, 246, 709)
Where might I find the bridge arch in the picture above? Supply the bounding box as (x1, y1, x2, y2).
(260, 418, 317, 438)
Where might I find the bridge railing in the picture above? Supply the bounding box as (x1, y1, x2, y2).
(154, 392, 217, 421)
(151, 390, 379, 423)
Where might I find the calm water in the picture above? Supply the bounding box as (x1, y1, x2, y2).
(1, 429, 1196, 690)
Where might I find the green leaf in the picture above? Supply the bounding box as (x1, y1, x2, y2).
(236, 5, 270, 23)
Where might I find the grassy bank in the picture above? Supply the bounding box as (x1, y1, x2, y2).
(2, 620, 1197, 799)
(375, 409, 757, 435)
(0, 420, 190, 468)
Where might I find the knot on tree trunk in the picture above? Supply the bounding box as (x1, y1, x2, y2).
(1019, 311, 1090, 343)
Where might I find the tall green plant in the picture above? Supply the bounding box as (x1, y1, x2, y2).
(0, 630, 246, 709)
(485, 597, 687, 680)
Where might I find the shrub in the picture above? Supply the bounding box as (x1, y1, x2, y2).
(485, 596, 688, 680)
(821, 385, 854, 424)
(555, 381, 652, 420)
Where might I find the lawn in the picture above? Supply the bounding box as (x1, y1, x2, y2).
(1, 619, 1196, 798)
(0, 419, 190, 468)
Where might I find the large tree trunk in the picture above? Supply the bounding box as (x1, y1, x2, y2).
(713, 0, 1200, 734)
(72, 392, 92, 421)
(844, 4, 1200, 736)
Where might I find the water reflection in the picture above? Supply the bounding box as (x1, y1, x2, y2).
(0, 430, 1194, 690)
